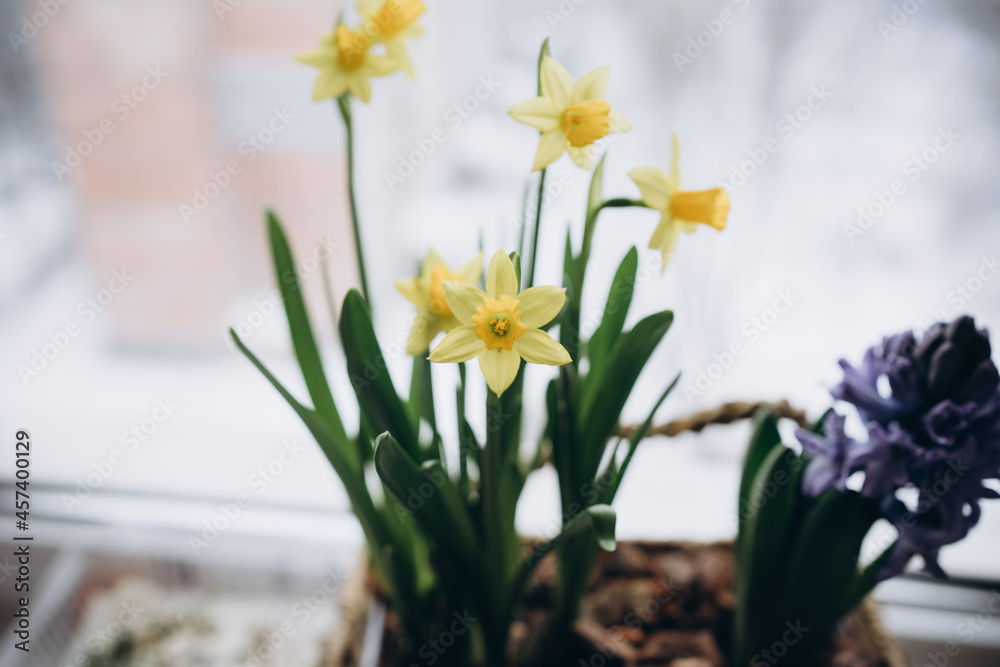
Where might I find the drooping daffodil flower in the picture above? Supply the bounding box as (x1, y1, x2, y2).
(429, 250, 570, 396)
(295, 23, 399, 103)
(629, 134, 729, 271)
(396, 250, 482, 355)
(508, 56, 631, 171)
(358, 0, 425, 79)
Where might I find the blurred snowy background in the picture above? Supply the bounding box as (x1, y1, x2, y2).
(1, 0, 1000, 658)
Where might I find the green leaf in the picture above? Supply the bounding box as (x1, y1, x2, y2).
(577, 310, 674, 480)
(339, 290, 419, 458)
(811, 407, 835, 434)
(373, 433, 489, 610)
(266, 211, 348, 444)
(601, 372, 680, 504)
(779, 490, 878, 657)
(737, 409, 782, 535)
(735, 445, 802, 660)
(586, 247, 638, 379)
(843, 540, 897, 614)
(511, 504, 616, 600)
(230, 331, 418, 606)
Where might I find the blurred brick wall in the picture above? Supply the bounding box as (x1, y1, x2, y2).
(32, 0, 354, 351)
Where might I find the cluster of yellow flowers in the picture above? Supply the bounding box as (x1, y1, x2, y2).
(298, 10, 730, 396)
(295, 0, 425, 102)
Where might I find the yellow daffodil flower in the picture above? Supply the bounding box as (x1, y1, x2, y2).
(396, 250, 482, 355)
(358, 0, 425, 79)
(508, 56, 631, 171)
(295, 24, 399, 103)
(629, 134, 729, 270)
(429, 250, 570, 396)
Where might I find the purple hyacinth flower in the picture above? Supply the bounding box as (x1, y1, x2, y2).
(825, 316, 1000, 580)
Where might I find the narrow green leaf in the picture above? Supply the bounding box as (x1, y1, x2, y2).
(737, 409, 782, 535)
(340, 290, 419, 458)
(511, 504, 616, 600)
(778, 490, 877, 658)
(843, 540, 897, 614)
(373, 433, 489, 611)
(578, 310, 674, 478)
(735, 445, 802, 659)
(601, 373, 680, 504)
(266, 211, 348, 443)
(586, 246, 638, 379)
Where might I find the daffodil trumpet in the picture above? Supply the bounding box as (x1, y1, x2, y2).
(629, 133, 730, 271)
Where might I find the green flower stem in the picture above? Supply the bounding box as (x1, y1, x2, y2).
(524, 167, 547, 289)
(482, 387, 508, 664)
(337, 93, 371, 306)
(575, 197, 648, 297)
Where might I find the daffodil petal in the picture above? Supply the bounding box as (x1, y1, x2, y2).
(385, 39, 416, 79)
(515, 329, 571, 365)
(629, 167, 671, 211)
(532, 129, 566, 171)
(356, 0, 380, 19)
(348, 75, 373, 103)
(486, 250, 518, 299)
(478, 348, 521, 396)
(296, 46, 335, 68)
(366, 56, 399, 77)
(313, 69, 348, 101)
(406, 312, 440, 355)
(395, 277, 423, 306)
(508, 98, 561, 132)
(649, 213, 676, 251)
(540, 56, 573, 109)
(572, 65, 609, 103)
(421, 248, 446, 275)
(568, 145, 594, 169)
(443, 281, 486, 322)
(516, 286, 565, 328)
(656, 220, 681, 272)
(678, 221, 699, 234)
(609, 108, 631, 133)
(457, 252, 483, 284)
(670, 132, 681, 190)
(429, 326, 485, 363)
